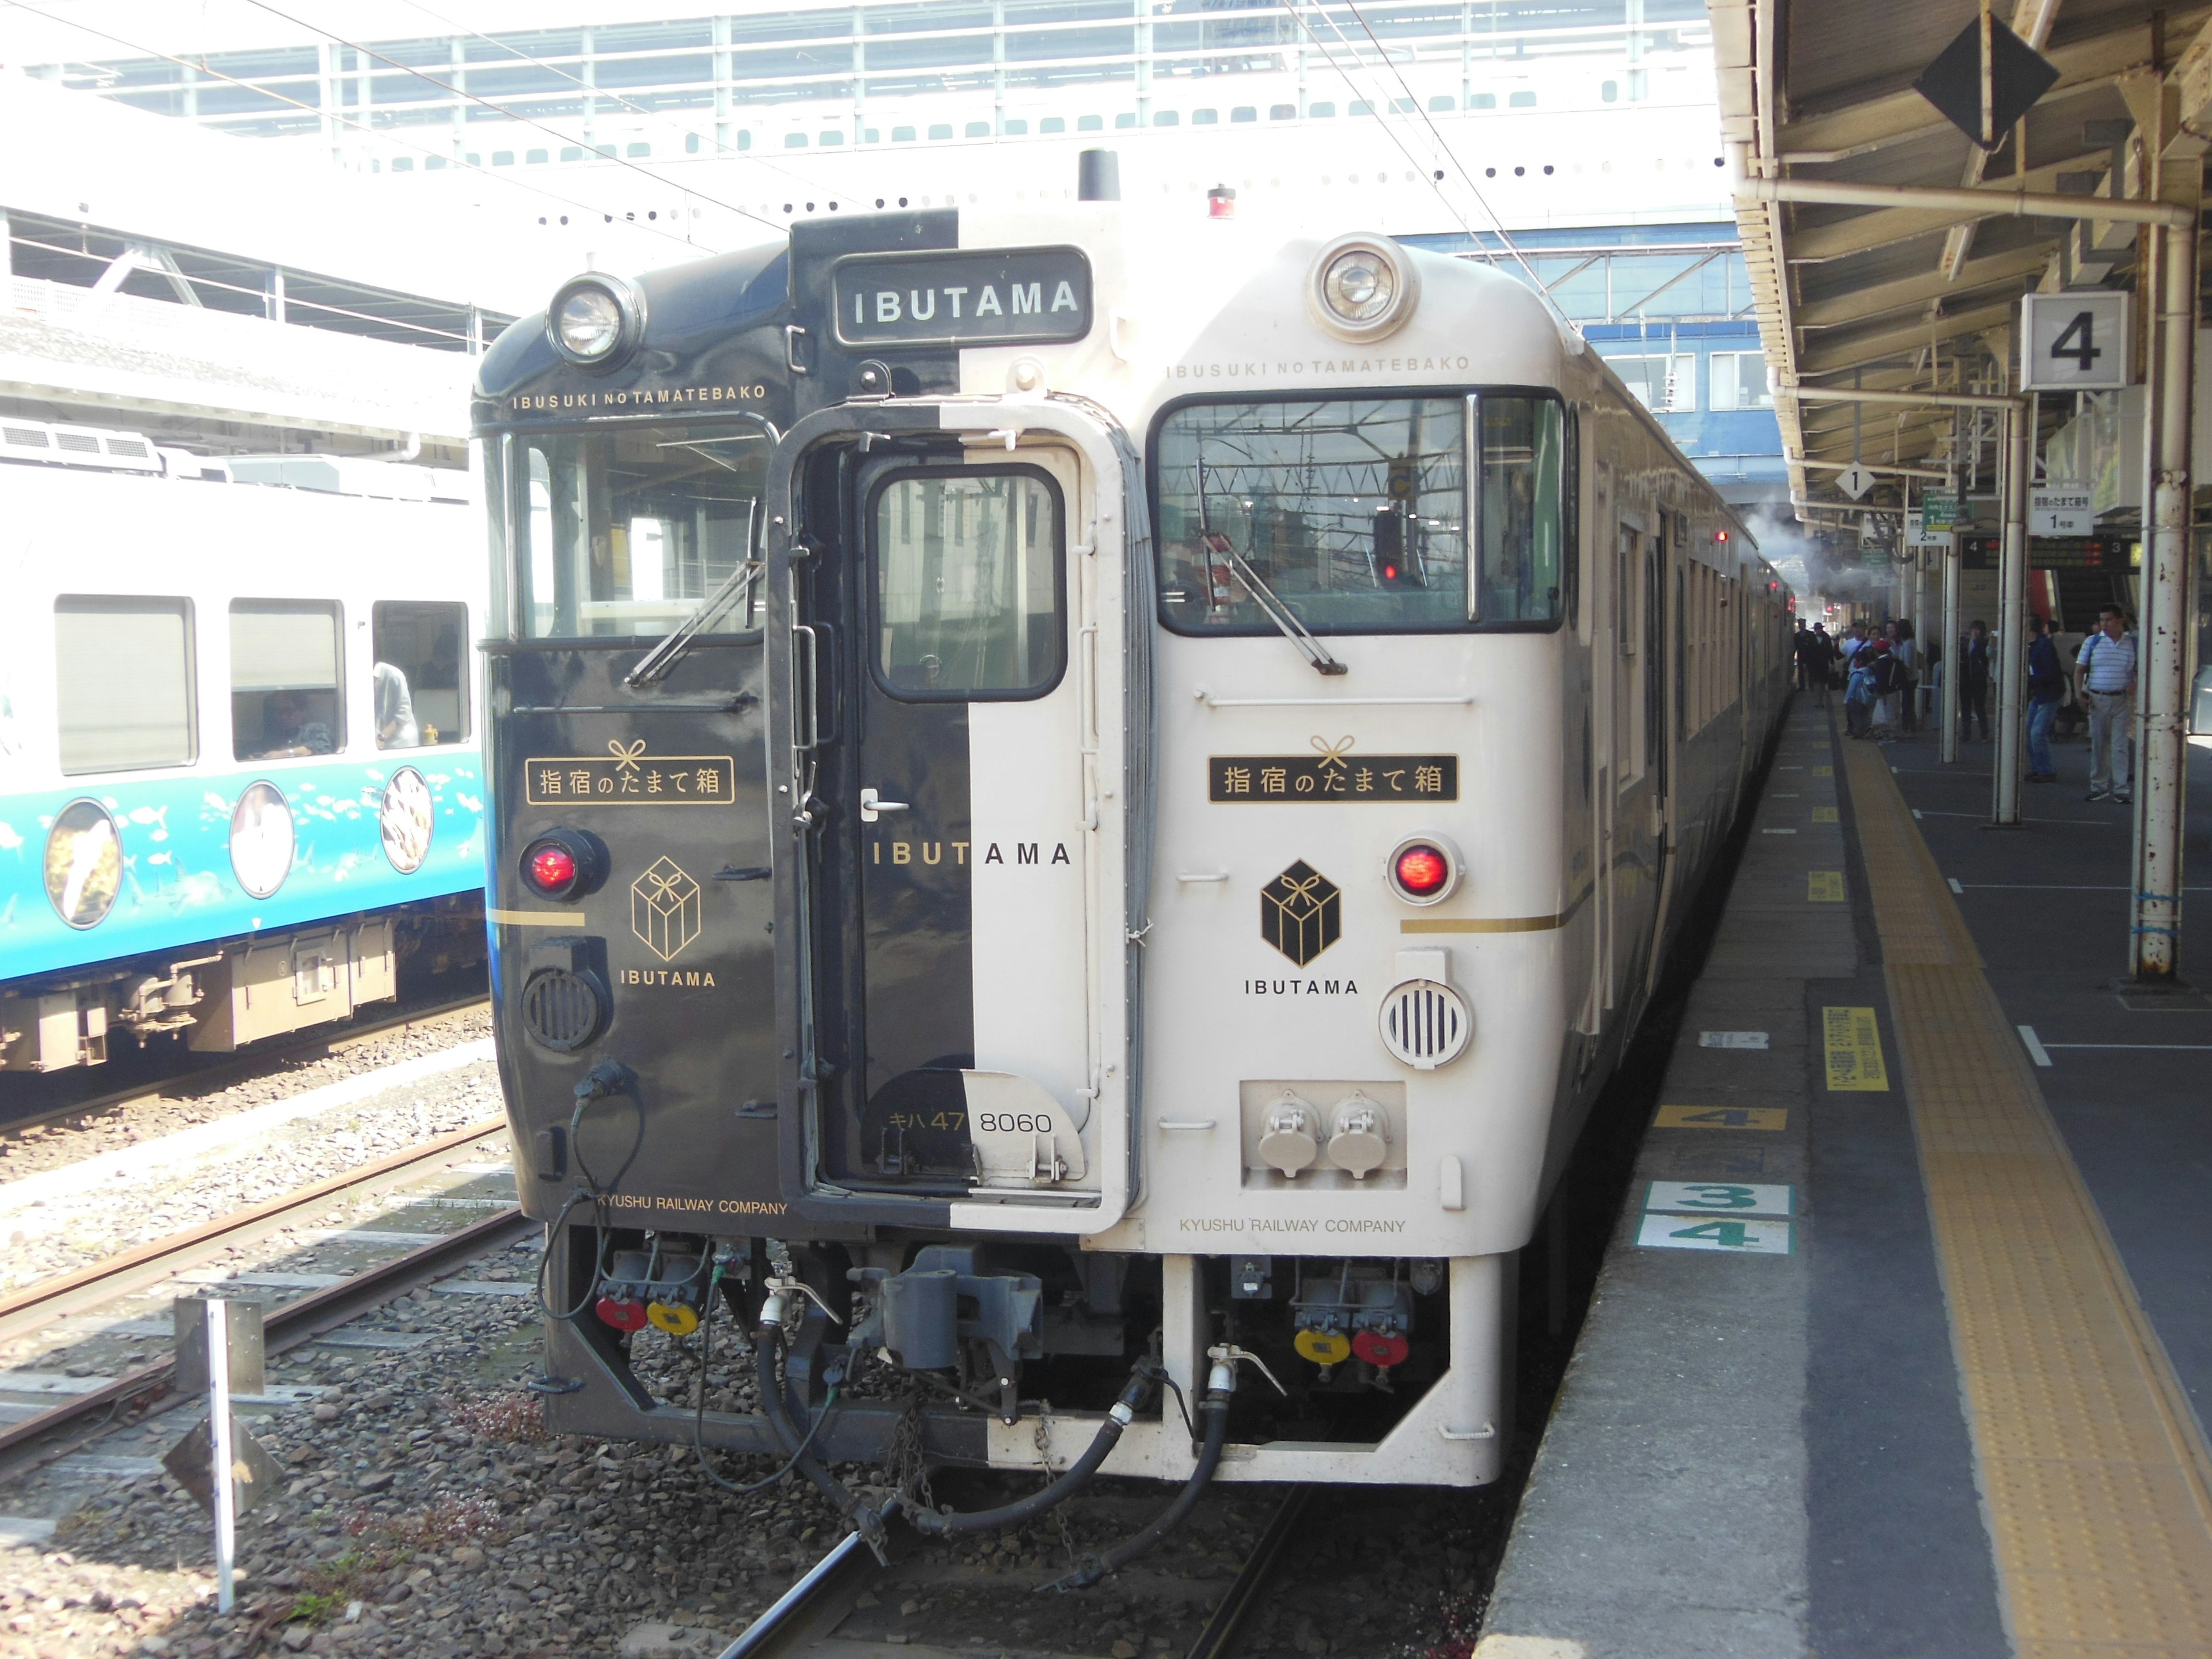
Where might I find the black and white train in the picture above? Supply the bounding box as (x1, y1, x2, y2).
(474, 164, 1791, 1544)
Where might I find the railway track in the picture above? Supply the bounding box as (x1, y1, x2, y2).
(0, 1120, 530, 1483)
(1, 990, 490, 1141)
(719, 1483, 1315, 1659)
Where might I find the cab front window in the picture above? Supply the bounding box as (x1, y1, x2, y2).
(1152, 392, 1566, 635)
(512, 425, 767, 639)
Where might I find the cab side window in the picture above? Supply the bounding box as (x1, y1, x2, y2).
(371, 601, 468, 748)
(231, 601, 343, 760)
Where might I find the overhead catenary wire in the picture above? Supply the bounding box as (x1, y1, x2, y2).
(238, 0, 790, 234)
(1271, 3, 1483, 245)
(1272, 0, 1574, 333)
(1330, 0, 1562, 310)
(2, 0, 704, 253)
(385, 0, 840, 204)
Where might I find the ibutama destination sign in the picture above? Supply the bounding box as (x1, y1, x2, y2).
(831, 246, 1093, 349)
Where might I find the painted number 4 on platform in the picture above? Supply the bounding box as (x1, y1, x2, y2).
(1637, 1215, 1794, 1254)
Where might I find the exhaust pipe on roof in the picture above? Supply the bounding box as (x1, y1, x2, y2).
(1078, 149, 1120, 202)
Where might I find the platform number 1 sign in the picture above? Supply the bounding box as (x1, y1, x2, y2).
(2020, 292, 2131, 391)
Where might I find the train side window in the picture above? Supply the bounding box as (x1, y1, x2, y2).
(1562, 408, 1582, 628)
(1475, 397, 1566, 624)
(869, 468, 1065, 699)
(371, 601, 468, 748)
(230, 601, 343, 760)
(54, 596, 196, 775)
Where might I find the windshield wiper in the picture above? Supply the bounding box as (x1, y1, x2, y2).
(626, 501, 761, 688)
(1196, 457, 1346, 676)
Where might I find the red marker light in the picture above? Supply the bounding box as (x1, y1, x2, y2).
(1352, 1330, 1410, 1368)
(1393, 844, 1449, 899)
(1384, 563, 1399, 580)
(1716, 529, 1730, 543)
(596, 1295, 648, 1333)
(528, 842, 579, 895)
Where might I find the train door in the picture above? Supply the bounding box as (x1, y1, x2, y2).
(770, 409, 1131, 1220)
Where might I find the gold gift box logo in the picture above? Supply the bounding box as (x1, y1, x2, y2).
(631, 856, 703, 962)
(1261, 861, 1340, 967)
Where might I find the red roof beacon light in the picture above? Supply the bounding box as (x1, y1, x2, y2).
(1207, 183, 1236, 218)
(1385, 834, 1460, 906)
(520, 829, 603, 900)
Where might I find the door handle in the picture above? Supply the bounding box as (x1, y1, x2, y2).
(860, 787, 909, 824)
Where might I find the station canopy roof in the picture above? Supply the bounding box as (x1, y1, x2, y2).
(1707, 0, 2212, 521)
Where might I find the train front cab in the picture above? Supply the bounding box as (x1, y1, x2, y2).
(479, 210, 1785, 1497)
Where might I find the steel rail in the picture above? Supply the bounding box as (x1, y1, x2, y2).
(1, 993, 488, 1141)
(0, 1116, 512, 1346)
(714, 1483, 1312, 1659)
(1181, 1484, 1312, 1659)
(0, 1205, 534, 1484)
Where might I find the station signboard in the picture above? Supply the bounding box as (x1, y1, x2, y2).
(2019, 292, 2133, 392)
(1920, 492, 1963, 530)
(2031, 484, 2094, 536)
(1904, 510, 1954, 551)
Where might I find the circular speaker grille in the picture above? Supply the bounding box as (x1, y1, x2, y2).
(1378, 978, 1471, 1070)
(522, 968, 606, 1052)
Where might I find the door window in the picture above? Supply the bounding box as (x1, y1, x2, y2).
(231, 601, 343, 760)
(55, 597, 196, 774)
(370, 601, 468, 748)
(870, 469, 1064, 699)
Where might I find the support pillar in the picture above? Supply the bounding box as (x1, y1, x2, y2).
(2131, 165, 2198, 979)
(1940, 533, 1961, 763)
(1992, 401, 2031, 825)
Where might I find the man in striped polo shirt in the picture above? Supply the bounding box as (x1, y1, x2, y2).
(2074, 605, 2139, 804)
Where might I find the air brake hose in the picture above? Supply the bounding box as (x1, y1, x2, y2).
(902, 1363, 1160, 1539)
(1048, 1361, 1236, 1591)
(755, 1296, 887, 1555)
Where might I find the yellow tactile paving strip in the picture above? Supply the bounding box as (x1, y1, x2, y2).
(1840, 737, 2212, 1656)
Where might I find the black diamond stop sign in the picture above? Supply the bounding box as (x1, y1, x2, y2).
(1914, 16, 2059, 149)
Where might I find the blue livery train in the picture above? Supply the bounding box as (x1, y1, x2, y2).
(0, 431, 486, 1072)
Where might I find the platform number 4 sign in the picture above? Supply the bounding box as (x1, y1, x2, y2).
(2021, 292, 2131, 391)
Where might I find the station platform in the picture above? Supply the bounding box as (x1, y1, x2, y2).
(1476, 699, 2212, 1659)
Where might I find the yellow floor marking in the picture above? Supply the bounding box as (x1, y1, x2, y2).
(1653, 1104, 1787, 1131)
(1808, 870, 1845, 903)
(1840, 734, 2212, 1655)
(1823, 1006, 1891, 1091)
(1812, 805, 1839, 823)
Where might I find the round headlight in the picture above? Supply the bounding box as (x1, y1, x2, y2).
(556, 287, 622, 358)
(1323, 249, 1396, 323)
(545, 274, 643, 369)
(1306, 234, 1420, 343)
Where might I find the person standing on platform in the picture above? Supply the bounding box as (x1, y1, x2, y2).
(1958, 620, 1991, 742)
(1873, 623, 1903, 734)
(1891, 619, 1921, 736)
(2025, 615, 2062, 782)
(2074, 605, 2138, 804)
(1796, 624, 1832, 705)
